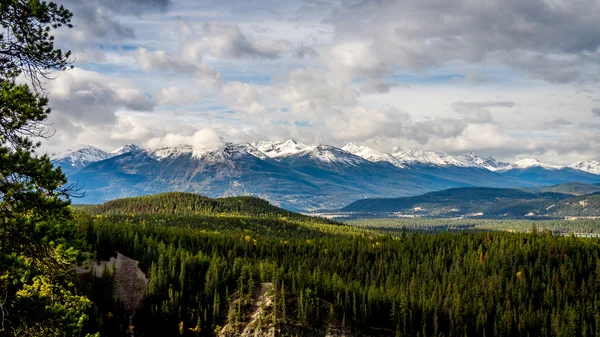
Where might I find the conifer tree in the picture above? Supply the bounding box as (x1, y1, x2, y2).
(0, 1, 94, 335)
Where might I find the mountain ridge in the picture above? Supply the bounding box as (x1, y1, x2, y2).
(49, 140, 599, 174)
(339, 186, 600, 218)
(50, 141, 600, 210)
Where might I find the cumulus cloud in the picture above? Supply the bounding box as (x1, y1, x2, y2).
(134, 48, 223, 89)
(157, 86, 199, 105)
(46, 68, 153, 126)
(144, 128, 224, 151)
(191, 23, 291, 60)
(54, 0, 174, 63)
(221, 82, 268, 114)
(270, 68, 357, 114)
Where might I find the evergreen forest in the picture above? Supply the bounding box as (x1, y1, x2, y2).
(75, 193, 600, 337)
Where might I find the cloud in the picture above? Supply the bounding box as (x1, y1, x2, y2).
(56, 0, 173, 43)
(156, 86, 199, 105)
(451, 101, 516, 123)
(193, 22, 291, 60)
(221, 82, 268, 114)
(294, 45, 319, 58)
(324, 107, 411, 142)
(41, 0, 600, 166)
(134, 48, 223, 89)
(46, 68, 153, 127)
(325, 40, 387, 77)
(408, 118, 469, 144)
(135, 49, 195, 73)
(324, 0, 600, 83)
(270, 67, 357, 114)
(543, 118, 573, 128)
(144, 128, 224, 151)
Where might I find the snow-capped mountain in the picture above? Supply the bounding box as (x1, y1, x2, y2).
(111, 144, 142, 156)
(256, 141, 368, 168)
(569, 160, 600, 175)
(49, 140, 600, 210)
(458, 152, 510, 171)
(344, 145, 511, 171)
(342, 143, 406, 167)
(49, 141, 600, 177)
(392, 148, 472, 167)
(503, 158, 563, 171)
(253, 139, 308, 159)
(296, 144, 368, 166)
(50, 145, 112, 169)
(151, 143, 269, 161)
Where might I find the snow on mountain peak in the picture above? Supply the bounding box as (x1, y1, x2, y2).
(342, 143, 406, 167)
(150, 143, 268, 162)
(48, 140, 600, 176)
(253, 139, 309, 158)
(151, 145, 194, 159)
(508, 158, 562, 170)
(111, 144, 142, 155)
(391, 148, 468, 167)
(50, 145, 111, 168)
(301, 144, 366, 166)
(569, 160, 600, 175)
(458, 152, 509, 171)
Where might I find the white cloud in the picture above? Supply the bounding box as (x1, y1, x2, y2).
(46, 68, 153, 127)
(221, 81, 268, 114)
(144, 128, 224, 151)
(156, 86, 199, 105)
(39, 0, 600, 165)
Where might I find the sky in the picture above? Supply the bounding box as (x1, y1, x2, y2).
(40, 0, 600, 165)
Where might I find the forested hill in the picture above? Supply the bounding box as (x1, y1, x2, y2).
(82, 192, 339, 223)
(536, 182, 600, 195)
(341, 187, 569, 214)
(552, 193, 600, 217)
(341, 187, 600, 218)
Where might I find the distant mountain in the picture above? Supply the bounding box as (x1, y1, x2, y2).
(110, 144, 142, 156)
(340, 186, 600, 218)
(570, 160, 600, 175)
(67, 142, 469, 210)
(502, 158, 563, 170)
(342, 143, 407, 167)
(50, 145, 112, 174)
(340, 187, 570, 217)
(52, 140, 600, 211)
(344, 144, 510, 171)
(252, 139, 308, 159)
(535, 182, 600, 196)
(392, 148, 471, 167)
(550, 193, 600, 217)
(458, 152, 510, 171)
(498, 165, 600, 186)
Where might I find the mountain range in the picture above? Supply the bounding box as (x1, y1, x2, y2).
(49, 140, 600, 211)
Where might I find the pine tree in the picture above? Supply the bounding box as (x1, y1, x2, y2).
(0, 1, 96, 336)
